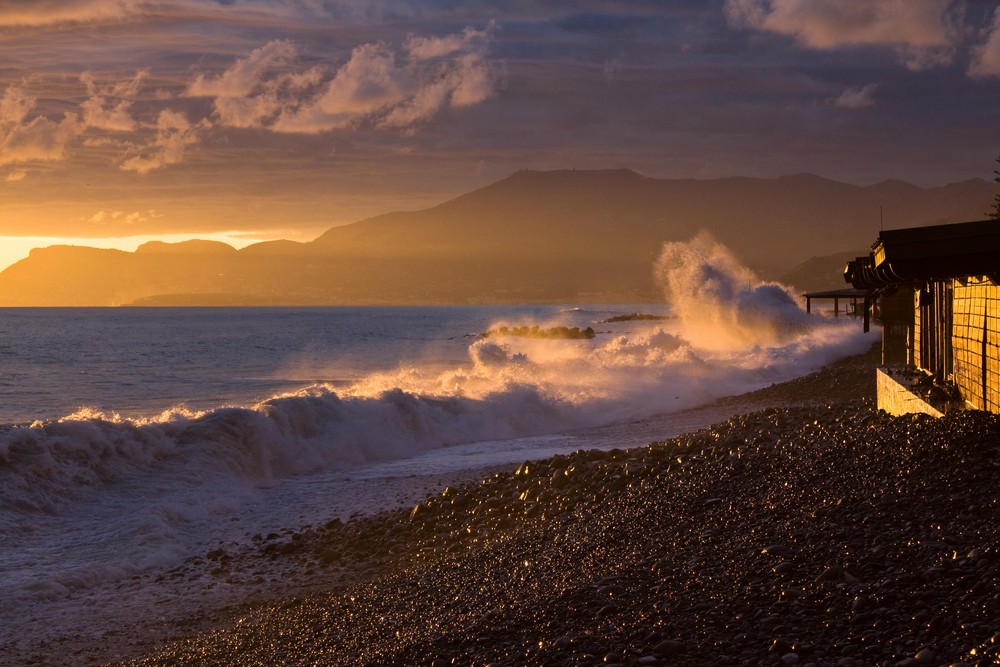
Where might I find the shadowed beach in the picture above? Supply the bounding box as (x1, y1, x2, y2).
(41, 343, 988, 666)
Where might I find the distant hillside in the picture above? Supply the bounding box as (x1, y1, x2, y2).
(135, 240, 238, 255)
(0, 170, 993, 306)
(777, 250, 868, 294)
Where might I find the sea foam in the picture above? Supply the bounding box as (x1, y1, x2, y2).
(0, 235, 872, 528)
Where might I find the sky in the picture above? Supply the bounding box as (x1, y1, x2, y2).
(2, 0, 1000, 269)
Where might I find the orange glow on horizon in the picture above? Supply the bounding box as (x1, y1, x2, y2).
(0, 232, 310, 274)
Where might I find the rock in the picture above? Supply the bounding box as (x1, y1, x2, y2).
(850, 595, 873, 612)
(816, 566, 844, 582)
(653, 640, 685, 657)
(770, 639, 793, 654)
(782, 652, 800, 665)
(773, 561, 795, 575)
(914, 648, 936, 664)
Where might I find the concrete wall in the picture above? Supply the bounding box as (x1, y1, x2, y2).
(876, 367, 945, 418)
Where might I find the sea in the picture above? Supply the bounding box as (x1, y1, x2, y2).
(0, 238, 875, 661)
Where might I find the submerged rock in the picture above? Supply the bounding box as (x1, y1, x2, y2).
(481, 325, 596, 339)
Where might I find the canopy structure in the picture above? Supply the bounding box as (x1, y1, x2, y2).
(802, 288, 868, 316)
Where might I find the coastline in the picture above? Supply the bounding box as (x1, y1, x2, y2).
(20, 344, 1000, 665)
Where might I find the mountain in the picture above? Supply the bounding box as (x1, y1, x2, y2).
(0, 170, 994, 306)
(777, 251, 869, 294)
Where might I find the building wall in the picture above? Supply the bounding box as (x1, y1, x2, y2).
(951, 278, 1000, 411)
(876, 367, 945, 418)
(880, 288, 914, 366)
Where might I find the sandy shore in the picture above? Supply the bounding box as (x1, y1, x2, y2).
(26, 345, 1000, 666)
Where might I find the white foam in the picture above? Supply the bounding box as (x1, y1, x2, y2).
(0, 236, 874, 662)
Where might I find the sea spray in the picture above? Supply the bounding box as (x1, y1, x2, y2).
(656, 232, 813, 349)
(1, 236, 872, 525)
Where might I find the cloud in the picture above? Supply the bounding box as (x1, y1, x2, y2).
(188, 40, 304, 129)
(725, 0, 958, 69)
(724, 0, 768, 29)
(86, 208, 161, 225)
(188, 25, 496, 135)
(0, 0, 142, 26)
(80, 70, 148, 132)
(188, 40, 297, 98)
(832, 83, 878, 109)
(119, 110, 209, 173)
(405, 24, 493, 60)
(969, 6, 1000, 77)
(271, 41, 407, 132)
(0, 87, 82, 165)
(5, 169, 27, 182)
(1, 74, 147, 167)
(379, 52, 494, 130)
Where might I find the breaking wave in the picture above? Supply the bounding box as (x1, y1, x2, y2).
(0, 235, 873, 522)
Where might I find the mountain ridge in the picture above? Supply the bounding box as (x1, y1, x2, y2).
(1, 169, 994, 306)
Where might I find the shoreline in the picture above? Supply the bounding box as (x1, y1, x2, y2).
(20, 344, 1000, 665)
(12, 346, 882, 666)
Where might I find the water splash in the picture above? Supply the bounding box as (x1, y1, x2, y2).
(0, 235, 871, 523)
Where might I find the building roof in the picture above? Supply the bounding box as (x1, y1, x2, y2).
(845, 219, 1000, 289)
(801, 288, 868, 299)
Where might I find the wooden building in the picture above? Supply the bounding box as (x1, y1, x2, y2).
(845, 219, 1000, 416)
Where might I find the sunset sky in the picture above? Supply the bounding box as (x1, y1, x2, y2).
(2, 0, 1000, 269)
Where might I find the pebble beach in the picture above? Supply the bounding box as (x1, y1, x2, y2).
(33, 345, 1000, 666)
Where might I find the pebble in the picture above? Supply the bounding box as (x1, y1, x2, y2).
(58, 349, 1000, 667)
(773, 561, 794, 575)
(653, 640, 685, 657)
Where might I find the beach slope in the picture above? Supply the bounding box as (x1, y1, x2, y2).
(111, 349, 999, 666)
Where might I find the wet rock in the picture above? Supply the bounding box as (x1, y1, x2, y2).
(652, 640, 685, 657)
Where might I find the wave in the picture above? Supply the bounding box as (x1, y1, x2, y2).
(0, 234, 873, 522)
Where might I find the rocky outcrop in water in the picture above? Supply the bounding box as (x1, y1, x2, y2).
(482, 325, 596, 340)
